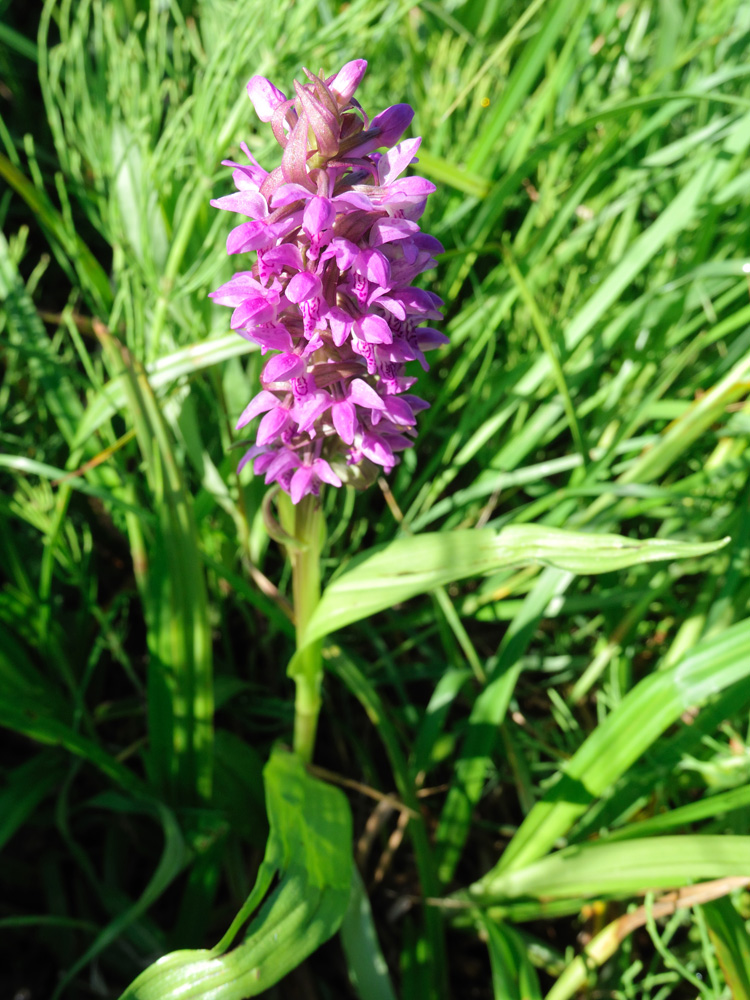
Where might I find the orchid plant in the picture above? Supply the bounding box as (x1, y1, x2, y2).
(209, 60, 445, 765)
(116, 60, 731, 1000)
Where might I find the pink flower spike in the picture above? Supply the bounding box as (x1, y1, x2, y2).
(211, 62, 443, 501)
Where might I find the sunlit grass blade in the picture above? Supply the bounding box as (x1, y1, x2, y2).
(605, 782, 750, 842)
(703, 895, 750, 1000)
(96, 324, 213, 806)
(434, 568, 573, 884)
(72, 334, 257, 448)
(544, 878, 750, 1000)
(480, 917, 543, 1000)
(340, 867, 398, 1000)
(467, 835, 750, 903)
(489, 618, 750, 876)
(465, 0, 578, 176)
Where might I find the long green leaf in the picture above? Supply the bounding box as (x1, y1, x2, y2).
(481, 917, 543, 1000)
(119, 747, 352, 1000)
(468, 836, 750, 902)
(703, 896, 750, 1000)
(300, 526, 726, 649)
(483, 617, 750, 876)
(340, 867, 398, 1000)
(0, 151, 112, 311)
(96, 328, 214, 806)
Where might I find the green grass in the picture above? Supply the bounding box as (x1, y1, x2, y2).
(3, 0, 750, 997)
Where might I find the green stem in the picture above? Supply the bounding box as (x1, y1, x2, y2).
(279, 493, 325, 763)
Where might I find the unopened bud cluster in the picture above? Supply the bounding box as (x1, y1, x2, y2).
(211, 60, 445, 503)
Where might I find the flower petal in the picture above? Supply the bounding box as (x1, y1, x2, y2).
(236, 391, 279, 429)
(369, 217, 420, 246)
(257, 407, 292, 445)
(331, 400, 357, 444)
(286, 271, 322, 303)
(354, 249, 391, 287)
(226, 221, 275, 254)
(247, 76, 288, 122)
(210, 192, 268, 219)
(378, 137, 422, 186)
(361, 432, 394, 468)
(290, 465, 315, 504)
(330, 60, 367, 105)
(250, 322, 294, 352)
(231, 296, 277, 329)
(312, 458, 343, 487)
(303, 196, 336, 235)
(263, 352, 306, 382)
(356, 314, 392, 344)
(348, 378, 385, 410)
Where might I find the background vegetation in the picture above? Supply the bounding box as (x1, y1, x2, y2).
(3, 0, 750, 997)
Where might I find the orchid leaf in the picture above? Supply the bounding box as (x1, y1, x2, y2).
(465, 835, 750, 904)
(118, 747, 352, 1000)
(298, 525, 726, 651)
